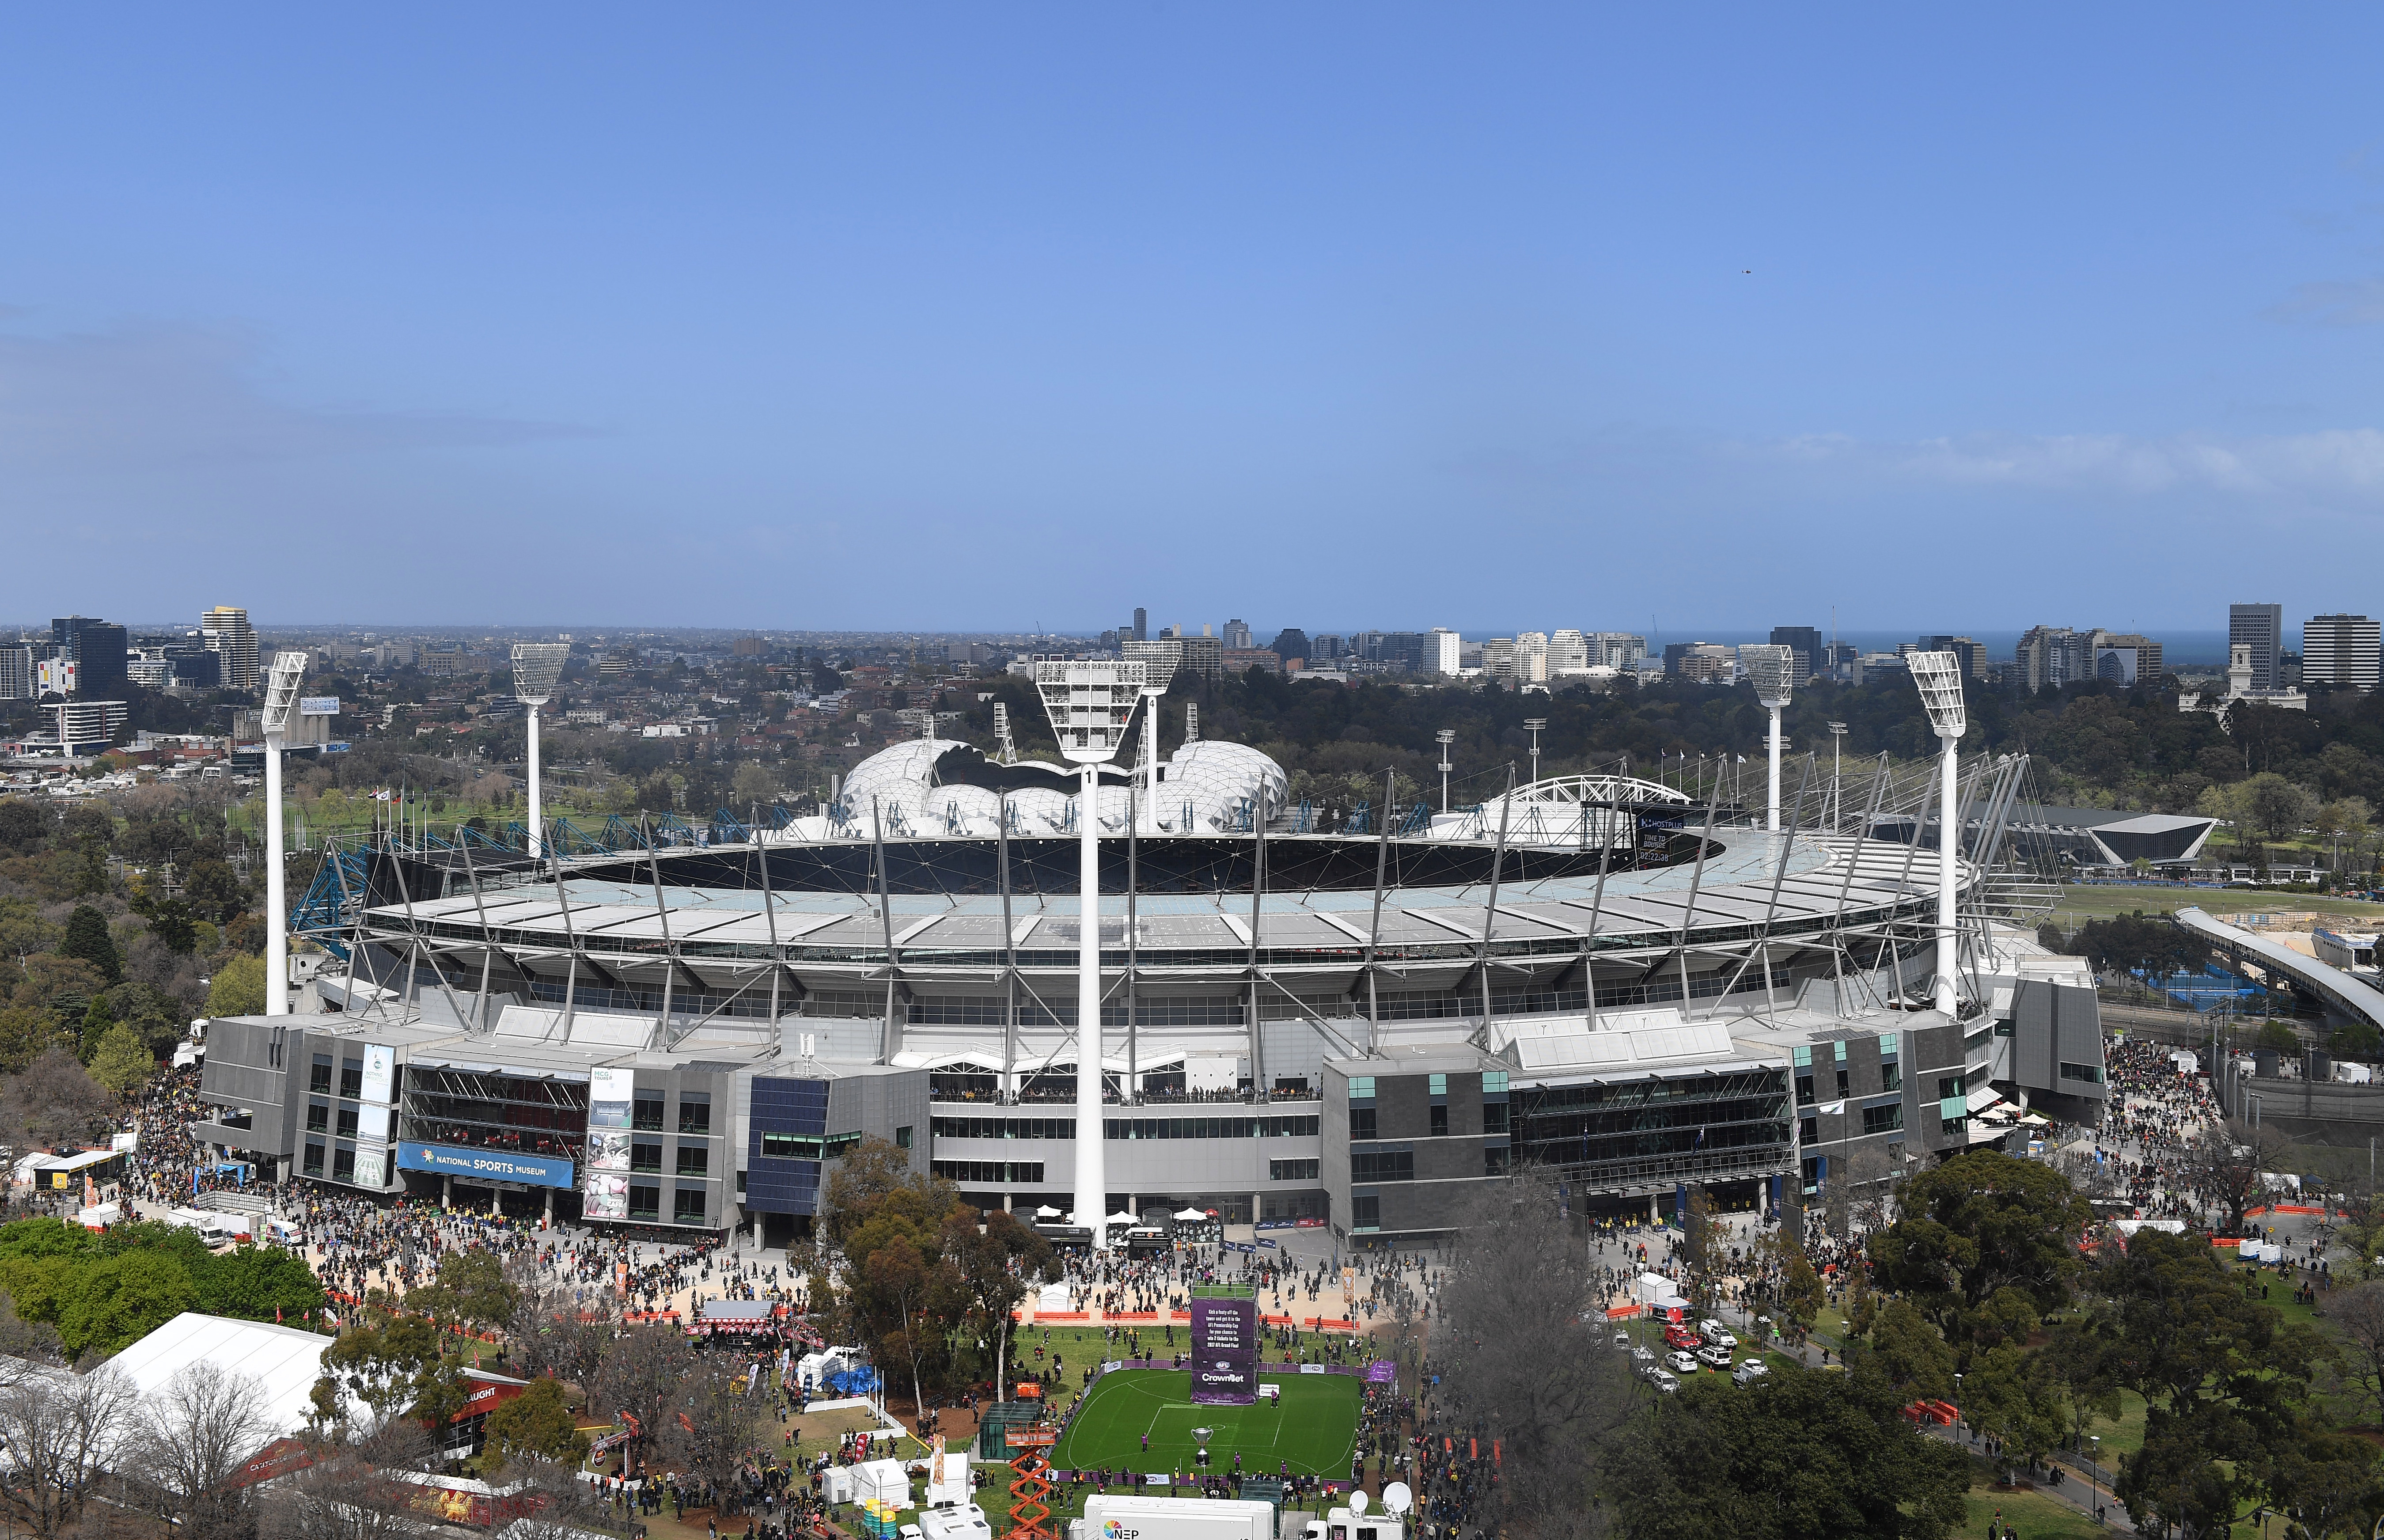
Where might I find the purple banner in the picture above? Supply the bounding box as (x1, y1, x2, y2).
(1190, 1296, 1258, 1404)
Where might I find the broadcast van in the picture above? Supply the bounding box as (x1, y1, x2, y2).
(1071, 1495, 1274, 1540)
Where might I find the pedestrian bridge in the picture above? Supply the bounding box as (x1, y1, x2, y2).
(2173, 907, 2384, 1032)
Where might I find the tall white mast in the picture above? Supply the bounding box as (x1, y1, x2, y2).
(512, 644, 569, 859)
(260, 650, 309, 1017)
(1909, 652, 1969, 1015)
(1744, 645, 1796, 834)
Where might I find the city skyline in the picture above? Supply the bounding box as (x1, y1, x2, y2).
(7, 10, 2384, 624)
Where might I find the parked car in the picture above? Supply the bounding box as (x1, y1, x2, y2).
(1698, 1320, 1737, 1348)
(1630, 1345, 1655, 1365)
(1694, 1345, 1734, 1370)
(1732, 1360, 1770, 1386)
(1665, 1350, 1700, 1375)
(1641, 1366, 1679, 1394)
(1612, 1330, 1632, 1351)
(1662, 1324, 1703, 1350)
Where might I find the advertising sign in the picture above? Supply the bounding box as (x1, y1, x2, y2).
(299, 697, 341, 716)
(357, 1104, 390, 1142)
(588, 1068, 635, 1130)
(395, 1142, 573, 1189)
(584, 1172, 630, 1220)
(1189, 1295, 1258, 1405)
(359, 1045, 395, 1106)
(586, 1130, 631, 1171)
(352, 1148, 386, 1189)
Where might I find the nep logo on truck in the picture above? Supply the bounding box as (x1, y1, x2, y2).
(1102, 1524, 1138, 1540)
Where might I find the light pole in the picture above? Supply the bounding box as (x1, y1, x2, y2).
(1744, 646, 1795, 833)
(1910, 652, 1969, 1015)
(1826, 721, 1849, 832)
(2088, 1433, 2102, 1526)
(1033, 658, 1146, 1249)
(512, 643, 570, 858)
(259, 650, 307, 1017)
(1436, 730, 1455, 814)
(1523, 718, 1546, 786)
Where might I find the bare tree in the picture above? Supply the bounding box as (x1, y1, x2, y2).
(0, 1364, 140, 1537)
(136, 1360, 277, 1540)
(1433, 1177, 1634, 1540)
(587, 1324, 696, 1475)
(501, 1261, 616, 1390)
(2174, 1116, 2289, 1233)
(2331, 1281, 2384, 1427)
(1844, 1146, 1899, 1237)
(656, 1357, 766, 1513)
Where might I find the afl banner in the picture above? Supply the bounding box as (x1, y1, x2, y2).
(1190, 1295, 1258, 1405)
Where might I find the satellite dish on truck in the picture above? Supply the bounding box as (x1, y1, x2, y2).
(1349, 1493, 1368, 1516)
(1383, 1485, 1414, 1517)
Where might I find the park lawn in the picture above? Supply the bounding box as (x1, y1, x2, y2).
(1047, 1368, 1362, 1479)
(1958, 1482, 2106, 1539)
(2047, 884, 2384, 926)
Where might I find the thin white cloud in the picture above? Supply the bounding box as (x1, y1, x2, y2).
(0, 318, 592, 472)
(2267, 275, 2384, 327)
(1767, 427, 2384, 503)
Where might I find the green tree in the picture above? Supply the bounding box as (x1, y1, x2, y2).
(1867, 1150, 2088, 1352)
(78, 992, 118, 1063)
(408, 1248, 517, 1335)
(1862, 1299, 1955, 1399)
(129, 890, 197, 955)
(942, 1207, 1053, 1400)
(57, 906, 120, 986)
(483, 1377, 589, 1468)
(205, 955, 267, 1018)
(192, 1241, 325, 1323)
(322, 1317, 447, 1428)
(54, 1249, 197, 1358)
(86, 1023, 155, 1095)
(1604, 1363, 1969, 1540)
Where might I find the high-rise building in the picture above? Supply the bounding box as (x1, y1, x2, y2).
(1767, 626, 1820, 686)
(0, 643, 33, 701)
(1593, 633, 1648, 670)
(1222, 618, 1253, 651)
(2086, 630, 2163, 686)
(1133, 608, 1147, 643)
(1547, 630, 1591, 674)
(2229, 603, 2284, 694)
(1432, 628, 1462, 675)
(1270, 628, 1309, 664)
(2304, 614, 2381, 692)
(49, 616, 128, 700)
(202, 605, 261, 690)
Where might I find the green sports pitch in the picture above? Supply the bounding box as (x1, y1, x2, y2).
(1048, 1370, 1362, 1478)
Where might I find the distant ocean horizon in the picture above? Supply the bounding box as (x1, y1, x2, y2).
(1626, 628, 2239, 668)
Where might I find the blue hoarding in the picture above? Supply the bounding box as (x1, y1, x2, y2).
(396, 1142, 574, 1189)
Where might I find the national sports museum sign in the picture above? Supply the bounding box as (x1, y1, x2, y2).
(396, 1142, 574, 1189)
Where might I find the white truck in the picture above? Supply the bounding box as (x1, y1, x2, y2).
(1301, 1504, 1406, 1540)
(1070, 1495, 1275, 1540)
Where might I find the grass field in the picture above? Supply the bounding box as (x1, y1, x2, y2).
(1048, 1369, 1361, 1478)
(2047, 883, 2384, 927)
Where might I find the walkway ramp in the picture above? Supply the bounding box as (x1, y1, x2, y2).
(2174, 907, 2384, 1031)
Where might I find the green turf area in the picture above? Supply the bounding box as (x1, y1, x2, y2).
(2047, 884, 2384, 926)
(1049, 1369, 1361, 1478)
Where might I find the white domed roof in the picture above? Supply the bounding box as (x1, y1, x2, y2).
(1159, 740, 1288, 832)
(831, 734, 1289, 837)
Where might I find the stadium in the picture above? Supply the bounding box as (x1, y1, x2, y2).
(195, 659, 2106, 1243)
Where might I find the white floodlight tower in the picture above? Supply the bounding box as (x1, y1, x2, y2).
(1909, 652, 1968, 1015)
(1033, 659, 1146, 1246)
(260, 650, 308, 1017)
(511, 644, 571, 859)
(1436, 730, 1455, 812)
(1522, 718, 1547, 785)
(1743, 645, 1796, 832)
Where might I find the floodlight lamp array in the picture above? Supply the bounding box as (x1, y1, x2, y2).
(1034, 660, 1148, 764)
(1908, 651, 1967, 738)
(512, 642, 570, 704)
(260, 651, 308, 737)
(1742, 645, 1796, 709)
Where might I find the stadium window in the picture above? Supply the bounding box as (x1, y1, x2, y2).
(335, 1108, 359, 1138)
(1836, 1068, 1849, 1096)
(1352, 1195, 1380, 1230)
(303, 1143, 325, 1176)
(2059, 1062, 2104, 1084)
(1351, 1150, 1414, 1183)
(332, 1148, 356, 1181)
(1429, 1106, 1448, 1137)
(1268, 1159, 1320, 1182)
(1481, 1070, 1508, 1093)
(628, 1184, 661, 1221)
(823, 1133, 863, 1157)
(309, 1057, 333, 1094)
(1941, 1116, 1968, 1138)
(1800, 1117, 1817, 1145)
(1349, 1077, 1375, 1100)
(760, 1133, 823, 1159)
(1350, 1107, 1376, 1140)
(633, 1096, 665, 1132)
(1428, 1074, 1447, 1096)
(673, 1188, 707, 1225)
(1482, 1102, 1508, 1134)
(306, 1103, 328, 1133)
(676, 1146, 709, 1176)
(1862, 1104, 1903, 1135)
(735, 1171, 745, 1194)
(339, 1061, 364, 1098)
(1880, 1061, 1901, 1092)
(1796, 1073, 1814, 1107)
(1482, 1147, 1508, 1177)
(631, 1142, 663, 1174)
(1937, 1074, 1964, 1100)
(895, 1126, 913, 1149)
(678, 1094, 712, 1134)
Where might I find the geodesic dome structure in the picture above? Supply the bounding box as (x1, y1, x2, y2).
(1157, 740, 1288, 833)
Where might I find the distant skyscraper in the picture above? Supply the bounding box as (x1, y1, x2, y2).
(1222, 618, 1253, 651)
(202, 605, 261, 690)
(1133, 608, 1147, 642)
(0, 643, 32, 701)
(2229, 603, 2284, 694)
(49, 616, 128, 699)
(1432, 628, 1462, 675)
(1767, 626, 1820, 687)
(2304, 614, 2380, 692)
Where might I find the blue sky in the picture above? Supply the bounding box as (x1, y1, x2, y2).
(3, 7, 2381, 636)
